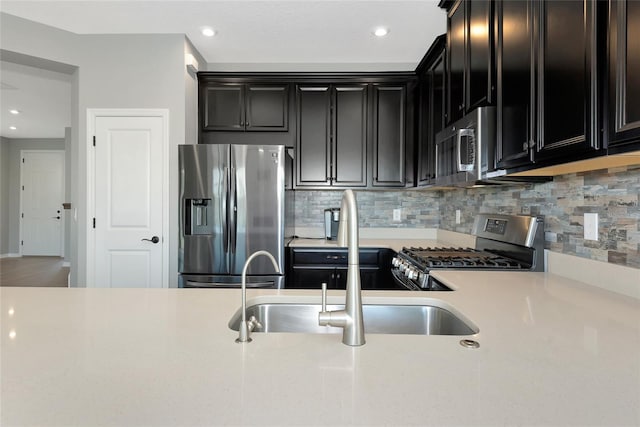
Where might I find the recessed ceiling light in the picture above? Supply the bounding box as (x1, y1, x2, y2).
(9, 126, 17, 130)
(9, 109, 20, 115)
(373, 27, 389, 37)
(202, 27, 216, 37)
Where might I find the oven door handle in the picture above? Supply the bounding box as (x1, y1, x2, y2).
(391, 269, 421, 291)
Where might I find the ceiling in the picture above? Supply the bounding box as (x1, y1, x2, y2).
(0, 61, 72, 139)
(0, 0, 446, 139)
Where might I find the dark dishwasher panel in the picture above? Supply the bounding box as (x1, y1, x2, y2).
(286, 247, 400, 290)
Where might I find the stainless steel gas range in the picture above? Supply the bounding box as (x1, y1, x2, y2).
(391, 214, 545, 291)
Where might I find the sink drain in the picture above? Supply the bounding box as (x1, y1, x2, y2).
(459, 339, 480, 349)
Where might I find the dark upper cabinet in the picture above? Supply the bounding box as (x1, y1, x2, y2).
(496, 0, 535, 169)
(333, 85, 368, 186)
(466, 0, 494, 110)
(371, 84, 407, 187)
(417, 35, 447, 186)
(295, 84, 367, 188)
(447, 0, 466, 124)
(296, 85, 331, 186)
(606, 0, 640, 153)
(446, 0, 494, 125)
(201, 83, 289, 132)
(534, 0, 601, 162)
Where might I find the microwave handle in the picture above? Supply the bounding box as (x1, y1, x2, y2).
(457, 128, 475, 172)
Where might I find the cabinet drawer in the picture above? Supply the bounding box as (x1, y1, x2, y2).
(291, 248, 380, 266)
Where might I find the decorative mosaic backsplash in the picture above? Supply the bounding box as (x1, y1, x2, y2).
(439, 165, 640, 269)
(293, 165, 640, 269)
(293, 190, 440, 229)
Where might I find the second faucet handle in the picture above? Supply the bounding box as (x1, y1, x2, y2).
(321, 282, 327, 312)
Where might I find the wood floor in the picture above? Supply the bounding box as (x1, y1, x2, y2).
(0, 256, 69, 287)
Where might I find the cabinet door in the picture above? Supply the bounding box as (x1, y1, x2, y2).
(202, 84, 244, 131)
(607, 0, 640, 152)
(496, 0, 535, 169)
(418, 50, 446, 186)
(290, 268, 336, 289)
(417, 74, 431, 185)
(333, 85, 368, 187)
(466, 0, 494, 110)
(536, 0, 600, 161)
(372, 85, 407, 187)
(447, 0, 466, 124)
(296, 85, 331, 187)
(246, 84, 289, 131)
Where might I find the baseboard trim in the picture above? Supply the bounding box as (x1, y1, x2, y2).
(0, 253, 21, 258)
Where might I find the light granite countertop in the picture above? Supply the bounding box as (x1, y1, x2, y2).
(2, 271, 639, 426)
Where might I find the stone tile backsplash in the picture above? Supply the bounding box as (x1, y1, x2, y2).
(294, 190, 440, 229)
(293, 165, 640, 268)
(439, 165, 640, 268)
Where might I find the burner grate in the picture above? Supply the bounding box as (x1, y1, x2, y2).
(400, 246, 527, 270)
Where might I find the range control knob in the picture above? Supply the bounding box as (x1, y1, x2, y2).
(405, 267, 415, 279)
(391, 257, 400, 267)
(405, 267, 413, 279)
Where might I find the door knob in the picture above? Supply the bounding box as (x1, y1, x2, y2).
(141, 236, 160, 244)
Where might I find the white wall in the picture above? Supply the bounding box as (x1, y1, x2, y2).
(0, 137, 10, 255)
(1, 13, 202, 287)
(6, 138, 66, 254)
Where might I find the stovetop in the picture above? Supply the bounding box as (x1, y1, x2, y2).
(399, 246, 528, 270)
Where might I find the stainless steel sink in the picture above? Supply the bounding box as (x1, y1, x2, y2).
(229, 303, 478, 336)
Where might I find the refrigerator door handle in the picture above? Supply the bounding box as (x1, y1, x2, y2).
(222, 166, 229, 253)
(230, 165, 237, 254)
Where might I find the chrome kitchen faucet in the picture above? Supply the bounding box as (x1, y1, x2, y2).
(318, 189, 365, 346)
(236, 250, 281, 343)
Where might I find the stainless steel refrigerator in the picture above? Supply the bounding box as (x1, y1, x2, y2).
(179, 144, 285, 288)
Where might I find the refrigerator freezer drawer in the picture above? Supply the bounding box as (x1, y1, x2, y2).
(179, 274, 284, 289)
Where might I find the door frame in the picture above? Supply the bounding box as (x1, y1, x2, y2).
(19, 149, 66, 257)
(86, 109, 170, 288)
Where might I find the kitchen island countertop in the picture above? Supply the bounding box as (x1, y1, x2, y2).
(2, 271, 639, 426)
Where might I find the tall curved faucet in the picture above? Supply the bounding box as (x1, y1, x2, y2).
(236, 250, 281, 343)
(318, 189, 365, 346)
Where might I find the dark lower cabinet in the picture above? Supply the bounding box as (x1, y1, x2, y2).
(286, 247, 398, 290)
(535, 0, 602, 162)
(607, 0, 640, 153)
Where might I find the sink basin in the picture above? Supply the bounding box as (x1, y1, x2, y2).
(228, 303, 478, 336)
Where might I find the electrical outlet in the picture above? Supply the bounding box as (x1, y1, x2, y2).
(393, 208, 401, 222)
(455, 209, 461, 224)
(584, 213, 598, 241)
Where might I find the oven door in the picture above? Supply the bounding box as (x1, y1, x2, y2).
(391, 268, 422, 291)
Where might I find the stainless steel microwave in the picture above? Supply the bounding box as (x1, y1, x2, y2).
(434, 107, 496, 187)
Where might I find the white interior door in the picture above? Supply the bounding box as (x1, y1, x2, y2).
(21, 150, 65, 256)
(93, 115, 164, 288)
